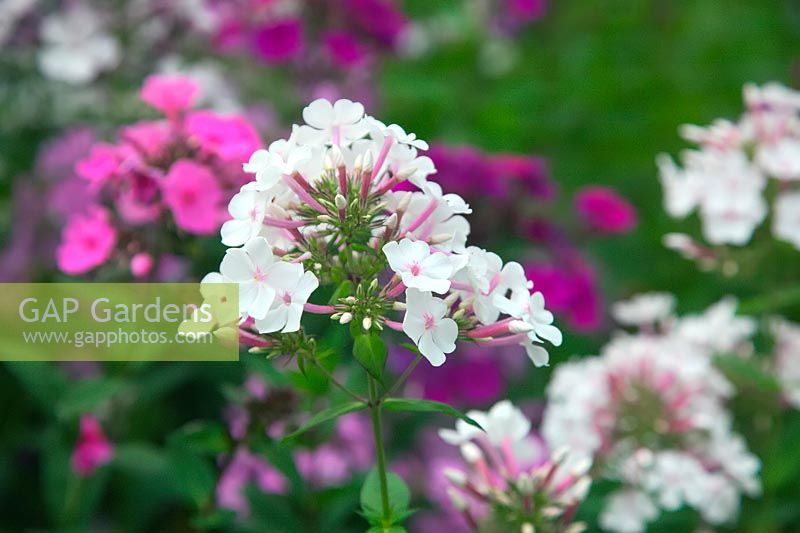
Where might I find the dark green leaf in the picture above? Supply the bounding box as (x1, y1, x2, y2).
(167, 421, 229, 455)
(360, 468, 410, 523)
(167, 449, 216, 509)
(353, 334, 387, 381)
(381, 398, 483, 430)
(56, 378, 127, 420)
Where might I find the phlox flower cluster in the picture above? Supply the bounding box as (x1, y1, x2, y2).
(204, 0, 406, 103)
(205, 98, 563, 367)
(542, 293, 761, 532)
(58, 74, 261, 277)
(658, 82, 800, 249)
(436, 400, 591, 532)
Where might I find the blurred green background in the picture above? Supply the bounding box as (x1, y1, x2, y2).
(2, 0, 800, 531)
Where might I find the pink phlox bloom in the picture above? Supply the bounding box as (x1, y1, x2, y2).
(162, 159, 223, 234)
(574, 185, 638, 234)
(185, 111, 262, 164)
(71, 414, 114, 476)
(57, 207, 117, 275)
(140, 74, 201, 116)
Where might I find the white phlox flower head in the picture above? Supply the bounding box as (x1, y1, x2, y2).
(611, 292, 676, 327)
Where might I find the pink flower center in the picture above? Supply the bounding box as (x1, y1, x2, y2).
(423, 312, 435, 330)
(281, 291, 292, 305)
(253, 266, 268, 282)
(409, 262, 421, 276)
(82, 236, 99, 250)
(180, 189, 198, 206)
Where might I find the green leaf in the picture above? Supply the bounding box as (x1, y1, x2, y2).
(360, 468, 410, 523)
(167, 449, 216, 509)
(5, 362, 68, 414)
(167, 421, 229, 455)
(56, 377, 127, 420)
(367, 527, 406, 533)
(328, 280, 354, 305)
(714, 355, 781, 394)
(283, 401, 367, 440)
(353, 333, 387, 381)
(381, 398, 483, 430)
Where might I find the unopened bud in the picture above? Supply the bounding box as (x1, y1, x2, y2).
(509, 320, 535, 334)
(324, 153, 335, 171)
(392, 301, 407, 311)
(396, 191, 412, 212)
(428, 233, 452, 245)
(443, 468, 468, 487)
(551, 446, 569, 465)
(361, 150, 374, 173)
(317, 214, 334, 223)
(451, 308, 465, 321)
(444, 292, 459, 307)
(329, 145, 345, 168)
(339, 312, 353, 324)
(541, 506, 562, 519)
(395, 165, 417, 180)
(335, 194, 347, 210)
(314, 263, 322, 271)
(564, 522, 587, 533)
(353, 154, 363, 173)
(569, 476, 592, 501)
(362, 317, 372, 331)
(447, 488, 468, 511)
(517, 473, 534, 495)
(460, 442, 483, 464)
(521, 524, 535, 533)
(385, 212, 398, 229)
(570, 458, 592, 479)
(369, 279, 378, 291)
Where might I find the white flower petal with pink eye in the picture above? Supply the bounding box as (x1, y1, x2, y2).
(219, 237, 278, 320)
(402, 289, 458, 367)
(221, 189, 269, 246)
(383, 238, 456, 294)
(243, 149, 283, 190)
(297, 98, 368, 146)
(255, 264, 319, 334)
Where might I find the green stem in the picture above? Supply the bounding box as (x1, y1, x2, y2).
(302, 351, 366, 403)
(381, 353, 422, 401)
(368, 376, 391, 526)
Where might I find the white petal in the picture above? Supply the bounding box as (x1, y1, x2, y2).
(303, 99, 334, 129)
(220, 248, 254, 281)
(418, 331, 446, 367)
(255, 305, 288, 334)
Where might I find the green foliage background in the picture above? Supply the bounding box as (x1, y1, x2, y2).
(1, 0, 800, 531)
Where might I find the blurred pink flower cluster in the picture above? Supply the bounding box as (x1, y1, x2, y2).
(217, 375, 374, 518)
(420, 144, 637, 333)
(59, 74, 261, 278)
(212, 0, 405, 64)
